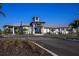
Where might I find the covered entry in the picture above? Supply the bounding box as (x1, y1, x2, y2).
(30, 16, 45, 35)
(35, 27, 41, 34)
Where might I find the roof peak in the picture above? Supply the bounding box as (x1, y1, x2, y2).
(32, 16, 40, 22)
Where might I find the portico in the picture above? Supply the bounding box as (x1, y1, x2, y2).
(30, 16, 45, 35)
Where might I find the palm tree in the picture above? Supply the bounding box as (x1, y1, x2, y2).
(0, 4, 6, 35)
(69, 19, 79, 28)
(69, 23, 76, 28)
(0, 4, 6, 17)
(74, 19, 79, 27)
(69, 19, 79, 34)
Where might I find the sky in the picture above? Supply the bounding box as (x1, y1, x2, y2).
(0, 3, 79, 28)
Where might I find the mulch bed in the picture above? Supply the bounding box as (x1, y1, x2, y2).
(0, 39, 40, 56)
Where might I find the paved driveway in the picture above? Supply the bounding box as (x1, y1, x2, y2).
(1, 35, 79, 56)
(28, 36, 79, 56)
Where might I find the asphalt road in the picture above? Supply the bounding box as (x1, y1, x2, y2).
(30, 37, 79, 56)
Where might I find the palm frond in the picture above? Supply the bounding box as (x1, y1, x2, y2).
(0, 6, 2, 10)
(0, 11, 6, 17)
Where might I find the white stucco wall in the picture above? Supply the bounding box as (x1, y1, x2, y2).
(23, 27, 32, 34)
(43, 28, 50, 34)
(72, 28, 77, 33)
(52, 29, 59, 35)
(23, 26, 70, 35)
(50, 28, 69, 35)
(61, 30, 69, 34)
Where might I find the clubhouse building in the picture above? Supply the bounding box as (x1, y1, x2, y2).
(3, 17, 77, 35)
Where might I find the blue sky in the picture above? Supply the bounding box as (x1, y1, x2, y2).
(0, 3, 79, 28)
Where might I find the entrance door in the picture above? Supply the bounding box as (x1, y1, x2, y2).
(35, 27, 41, 34)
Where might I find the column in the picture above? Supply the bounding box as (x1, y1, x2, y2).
(41, 26, 44, 34)
(32, 24, 35, 34)
(12, 26, 15, 35)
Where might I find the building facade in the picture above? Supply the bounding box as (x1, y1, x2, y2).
(3, 16, 76, 35)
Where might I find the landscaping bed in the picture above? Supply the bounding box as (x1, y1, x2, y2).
(0, 39, 36, 56)
(0, 39, 51, 56)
